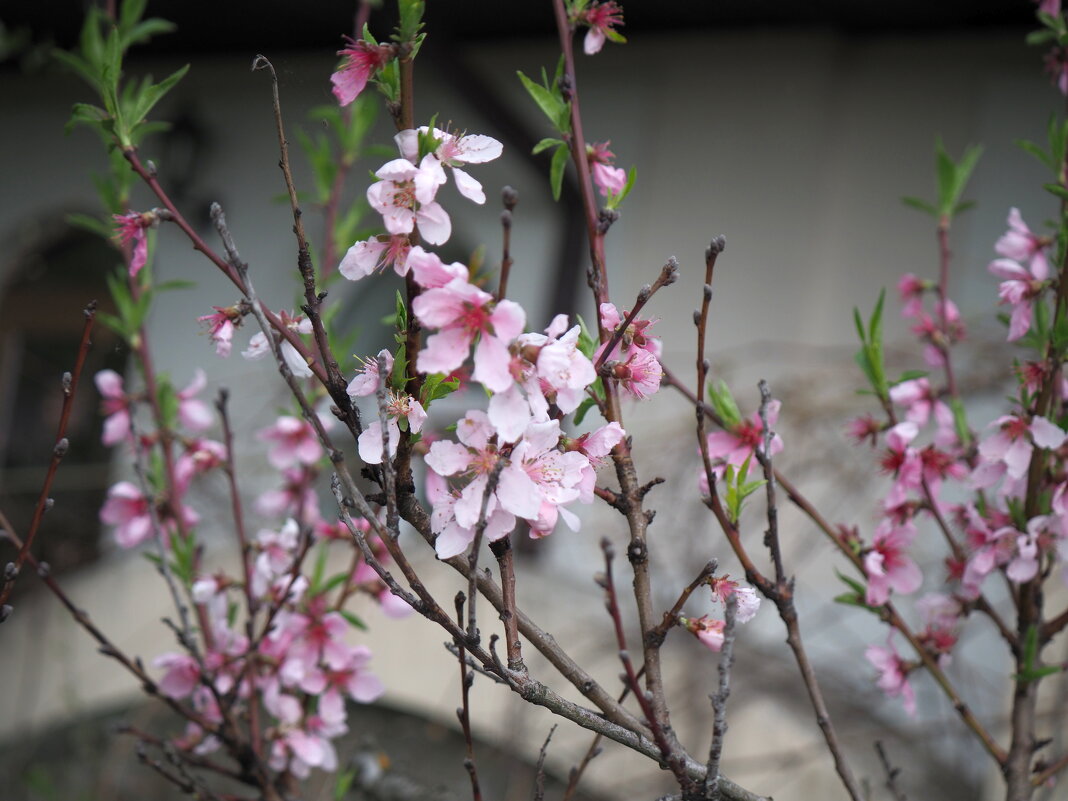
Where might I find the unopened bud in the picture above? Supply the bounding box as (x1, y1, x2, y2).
(4, 562, 16, 581)
(704, 284, 713, 301)
(500, 209, 512, 229)
(45, 498, 54, 512)
(62, 372, 72, 392)
(37, 561, 51, 577)
(53, 438, 69, 458)
(707, 235, 726, 257)
(693, 310, 702, 326)
(661, 257, 680, 285)
(637, 284, 652, 302)
(0, 605, 11, 623)
(502, 185, 518, 210)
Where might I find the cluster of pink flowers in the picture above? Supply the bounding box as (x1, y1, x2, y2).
(988, 208, 1051, 341)
(848, 203, 1068, 713)
(596, 302, 664, 399)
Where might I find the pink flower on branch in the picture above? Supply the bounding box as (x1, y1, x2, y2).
(367, 155, 451, 245)
(96, 369, 133, 446)
(197, 305, 242, 357)
(396, 126, 504, 204)
(330, 37, 394, 106)
(988, 208, 1051, 341)
(587, 141, 626, 197)
(338, 234, 411, 282)
(112, 210, 155, 278)
(258, 416, 323, 470)
(574, 1, 627, 55)
(863, 519, 923, 606)
(866, 637, 916, 716)
(413, 279, 526, 393)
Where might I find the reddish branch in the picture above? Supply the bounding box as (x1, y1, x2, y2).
(0, 301, 96, 611)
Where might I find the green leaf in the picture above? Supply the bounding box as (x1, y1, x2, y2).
(1044, 182, 1068, 202)
(420, 374, 460, 406)
(1015, 138, 1051, 169)
(901, 195, 937, 216)
(66, 211, 112, 239)
(575, 314, 597, 359)
(708, 379, 742, 428)
(572, 396, 598, 426)
(834, 569, 866, 596)
(128, 64, 189, 131)
(156, 377, 179, 430)
(532, 136, 564, 155)
(339, 609, 368, 631)
(605, 165, 637, 210)
(155, 279, 196, 292)
(517, 70, 567, 132)
(309, 544, 330, 593)
(549, 143, 569, 201)
(396, 0, 426, 41)
(334, 767, 358, 801)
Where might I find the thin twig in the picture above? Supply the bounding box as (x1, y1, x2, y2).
(0, 301, 96, 611)
(706, 595, 738, 801)
(757, 380, 785, 586)
(454, 593, 483, 801)
(497, 186, 517, 301)
(594, 257, 679, 371)
(533, 725, 557, 801)
(252, 55, 356, 431)
(599, 538, 696, 795)
(874, 740, 908, 801)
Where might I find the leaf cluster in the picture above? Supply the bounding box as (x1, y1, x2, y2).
(56, 0, 187, 149)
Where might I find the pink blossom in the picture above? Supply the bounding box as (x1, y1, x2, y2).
(154, 652, 200, 699)
(684, 616, 725, 652)
(989, 210, 1050, 341)
(258, 416, 323, 470)
(976, 414, 1066, 483)
(587, 141, 627, 197)
(242, 311, 314, 378)
(95, 369, 132, 446)
(708, 577, 762, 623)
(256, 466, 322, 523)
(175, 438, 227, 491)
(996, 208, 1050, 274)
(177, 369, 213, 432)
(413, 279, 526, 393)
(846, 414, 882, 447)
(330, 38, 393, 106)
(357, 392, 426, 464)
(407, 246, 469, 289)
(897, 273, 927, 319)
(254, 519, 301, 593)
(338, 234, 411, 281)
(877, 422, 922, 508)
(346, 350, 394, 399)
(863, 519, 923, 606)
(865, 637, 916, 716)
(112, 211, 152, 278)
(99, 481, 153, 547)
(367, 155, 450, 245)
(701, 401, 784, 492)
(577, 1, 626, 55)
(596, 302, 664, 399)
(197, 305, 241, 357)
(396, 126, 503, 204)
(100, 481, 198, 549)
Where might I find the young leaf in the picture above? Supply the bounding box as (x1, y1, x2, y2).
(549, 143, 570, 201)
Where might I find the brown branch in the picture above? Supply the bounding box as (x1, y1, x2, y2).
(454, 593, 484, 801)
(706, 595, 738, 801)
(599, 538, 695, 794)
(594, 257, 679, 371)
(497, 186, 518, 301)
(874, 740, 909, 801)
(0, 301, 96, 611)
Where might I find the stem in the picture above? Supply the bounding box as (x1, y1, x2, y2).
(0, 302, 96, 610)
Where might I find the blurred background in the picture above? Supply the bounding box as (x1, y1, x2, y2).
(0, 1, 1064, 799)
